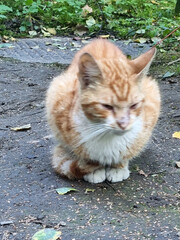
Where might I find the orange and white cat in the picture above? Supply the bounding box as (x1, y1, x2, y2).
(46, 39, 160, 183)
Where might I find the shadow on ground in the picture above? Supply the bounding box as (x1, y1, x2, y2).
(0, 56, 180, 240)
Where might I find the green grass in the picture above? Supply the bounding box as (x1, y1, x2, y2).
(0, 0, 179, 47)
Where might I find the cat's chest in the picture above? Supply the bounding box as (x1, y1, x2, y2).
(82, 130, 140, 165)
(73, 113, 143, 165)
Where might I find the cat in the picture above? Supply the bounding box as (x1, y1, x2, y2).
(46, 39, 160, 183)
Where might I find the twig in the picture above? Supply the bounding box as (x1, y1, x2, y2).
(105, 180, 116, 192)
(167, 58, 180, 65)
(152, 25, 180, 48)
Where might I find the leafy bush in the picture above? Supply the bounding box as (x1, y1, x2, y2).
(0, 0, 179, 43)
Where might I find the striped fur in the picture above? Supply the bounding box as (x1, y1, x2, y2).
(46, 39, 160, 183)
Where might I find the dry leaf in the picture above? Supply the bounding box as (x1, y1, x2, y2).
(151, 37, 161, 43)
(47, 28, 56, 35)
(172, 132, 180, 139)
(10, 124, 31, 131)
(136, 29, 146, 34)
(99, 35, 110, 39)
(30, 46, 39, 49)
(85, 188, 95, 194)
(134, 38, 147, 44)
(82, 4, 93, 16)
(139, 170, 148, 177)
(56, 187, 78, 195)
(74, 25, 87, 36)
(86, 16, 96, 27)
(175, 162, 180, 168)
(151, 0, 160, 5)
(41, 29, 51, 37)
(29, 30, 37, 36)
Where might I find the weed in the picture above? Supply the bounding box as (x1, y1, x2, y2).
(0, 0, 179, 46)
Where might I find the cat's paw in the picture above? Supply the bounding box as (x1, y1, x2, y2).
(106, 167, 130, 183)
(83, 168, 106, 183)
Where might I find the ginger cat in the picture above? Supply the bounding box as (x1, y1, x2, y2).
(46, 39, 160, 183)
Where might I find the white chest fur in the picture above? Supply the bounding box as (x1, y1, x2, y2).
(73, 111, 143, 166)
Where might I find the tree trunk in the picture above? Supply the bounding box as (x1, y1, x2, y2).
(175, 0, 180, 15)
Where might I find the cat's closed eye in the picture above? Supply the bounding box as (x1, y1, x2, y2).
(130, 103, 139, 110)
(102, 104, 114, 111)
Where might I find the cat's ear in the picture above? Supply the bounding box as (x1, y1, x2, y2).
(130, 47, 156, 80)
(78, 53, 102, 89)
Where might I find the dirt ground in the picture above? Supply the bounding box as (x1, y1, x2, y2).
(0, 47, 180, 240)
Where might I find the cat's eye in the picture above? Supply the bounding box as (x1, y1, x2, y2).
(130, 103, 138, 110)
(102, 104, 114, 111)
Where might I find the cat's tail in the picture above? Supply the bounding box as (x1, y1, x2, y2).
(52, 145, 100, 180)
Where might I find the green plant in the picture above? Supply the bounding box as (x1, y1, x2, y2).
(0, 4, 12, 19)
(0, 0, 179, 47)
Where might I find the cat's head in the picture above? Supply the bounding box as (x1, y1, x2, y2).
(78, 47, 156, 134)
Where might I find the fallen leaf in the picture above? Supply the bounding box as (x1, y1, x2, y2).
(10, 124, 31, 131)
(136, 29, 146, 34)
(81, 40, 90, 44)
(10, 37, 16, 41)
(99, 35, 110, 39)
(85, 188, 95, 194)
(151, 37, 161, 43)
(82, 4, 93, 16)
(0, 43, 14, 48)
(159, 49, 166, 53)
(172, 132, 180, 139)
(134, 38, 147, 44)
(41, 29, 51, 37)
(46, 28, 56, 35)
(72, 42, 81, 48)
(73, 36, 82, 41)
(30, 46, 39, 49)
(124, 39, 132, 45)
(56, 187, 78, 195)
(162, 71, 175, 79)
(32, 228, 61, 240)
(0, 220, 14, 226)
(29, 30, 37, 36)
(86, 16, 96, 27)
(175, 161, 180, 168)
(151, 0, 160, 5)
(138, 170, 148, 177)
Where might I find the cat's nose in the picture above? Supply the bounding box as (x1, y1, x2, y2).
(116, 117, 129, 130)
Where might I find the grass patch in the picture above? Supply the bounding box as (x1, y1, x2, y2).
(0, 0, 179, 48)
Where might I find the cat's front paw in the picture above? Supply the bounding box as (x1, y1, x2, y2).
(83, 168, 106, 183)
(106, 167, 130, 183)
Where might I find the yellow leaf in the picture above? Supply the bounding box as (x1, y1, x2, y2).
(47, 28, 56, 35)
(151, 0, 160, 5)
(99, 35, 110, 39)
(11, 124, 31, 131)
(172, 132, 180, 139)
(134, 38, 147, 44)
(85, 188, 95, 194)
